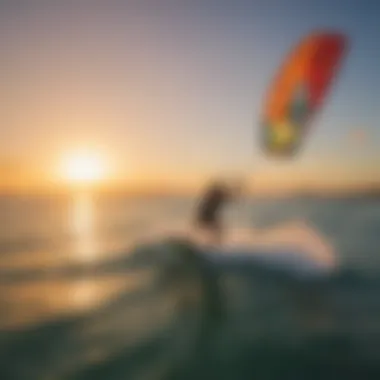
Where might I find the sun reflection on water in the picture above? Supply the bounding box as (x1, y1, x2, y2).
(70, 192, 98, 262)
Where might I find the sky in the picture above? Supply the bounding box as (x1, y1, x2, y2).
(0, 0, 379, 192)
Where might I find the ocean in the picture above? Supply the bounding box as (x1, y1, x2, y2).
(0, 193, 380, 380)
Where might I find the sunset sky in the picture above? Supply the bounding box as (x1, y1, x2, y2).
(1, 1, 379, 193)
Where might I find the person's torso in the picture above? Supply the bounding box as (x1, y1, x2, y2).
(199, 188, 228, 218)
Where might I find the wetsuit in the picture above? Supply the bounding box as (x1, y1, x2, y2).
(196, 184, 229, 232)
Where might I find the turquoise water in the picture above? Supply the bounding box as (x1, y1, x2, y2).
(0, 194, 380, 379)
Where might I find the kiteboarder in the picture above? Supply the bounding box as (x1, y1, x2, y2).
(195, 179, 242, 244)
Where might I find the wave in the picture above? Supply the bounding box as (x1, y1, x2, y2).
(1, 227, 380, 380)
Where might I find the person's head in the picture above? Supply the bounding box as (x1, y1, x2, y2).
(208, 179, 225, 190)
(208, 177, 246, 195)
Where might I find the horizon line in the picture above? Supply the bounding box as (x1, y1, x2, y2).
(1, 181, 380, 197)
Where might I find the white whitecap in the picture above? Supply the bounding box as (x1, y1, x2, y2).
(140, 219, 338, 278)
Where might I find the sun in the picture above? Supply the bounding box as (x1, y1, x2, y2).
(61, 151, 107, 185)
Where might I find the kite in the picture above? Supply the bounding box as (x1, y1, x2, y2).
(260, 31, 349, 157)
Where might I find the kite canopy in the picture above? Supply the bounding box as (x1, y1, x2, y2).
(261, 31, 348, 157)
